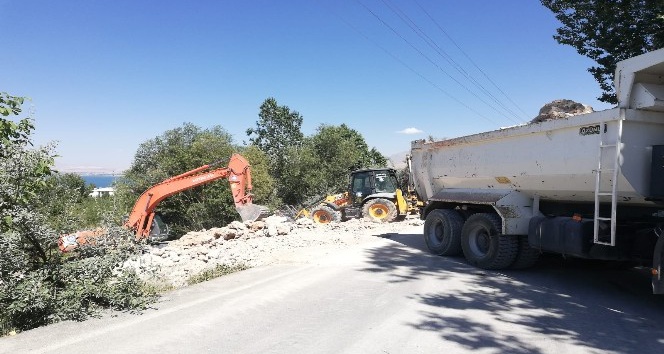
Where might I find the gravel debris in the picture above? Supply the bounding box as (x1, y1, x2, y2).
(126, 215, 424, 288)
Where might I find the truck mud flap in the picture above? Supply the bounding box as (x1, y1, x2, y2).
(653, 229, 664, 294)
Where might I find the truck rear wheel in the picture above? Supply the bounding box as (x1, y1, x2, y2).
(510, 235, 541, 269)
(461, 213, 518, 270)
(423, 209, 463, 256)
(362, 198, 398, 223)
(310, 205, 341, 224)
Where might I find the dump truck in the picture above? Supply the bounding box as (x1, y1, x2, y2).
(409, 48, 664, 293)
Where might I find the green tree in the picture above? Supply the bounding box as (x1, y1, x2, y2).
(279, 124, 388, 205)
(0, 93, 53, 241)
(310, 124, 387, 172)
(541, 0, 664, 103)
(238, 144, 279, 208)
(1, 94, 155, 335)
(1, 92, 33, 158)
(39, 173, 97, 232)
(246, 98, 304, 180)
(277, 142, 328, 206)
(47, 173, 92, 202)
(121, 123, 274, 237)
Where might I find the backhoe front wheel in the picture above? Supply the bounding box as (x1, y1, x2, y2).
(363, 198, 398, 223)
(310, 205, 341, 224)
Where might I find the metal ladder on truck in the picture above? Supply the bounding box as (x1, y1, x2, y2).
(593, 111, 624, 246)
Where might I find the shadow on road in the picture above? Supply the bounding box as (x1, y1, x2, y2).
(363, 231, 664, 353)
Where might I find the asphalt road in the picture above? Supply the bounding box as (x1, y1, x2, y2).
(2, 225, 664, 354)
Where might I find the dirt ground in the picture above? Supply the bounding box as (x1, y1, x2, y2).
(127, 215, 425, 288)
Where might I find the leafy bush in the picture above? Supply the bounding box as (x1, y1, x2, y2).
(0, 222, 158, 333)
(0, 94, 159, 335)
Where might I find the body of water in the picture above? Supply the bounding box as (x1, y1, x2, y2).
(82, 175, 119, 188)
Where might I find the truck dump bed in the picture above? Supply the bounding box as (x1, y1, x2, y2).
(411, 107, 664, 206)
(411, 48, 664, 208)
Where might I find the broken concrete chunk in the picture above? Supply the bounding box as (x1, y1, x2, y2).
(531, 99, 594, 123)
(276, 223, 291, 235)
(266, 225, 279, 237)
(228, 221, 248, 230)
(249, 221, 266, 231)
(178, 232, 215, 246)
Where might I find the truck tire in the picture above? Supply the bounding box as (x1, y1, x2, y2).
(362, 198, 398, 223)
(461, 213, 518, 270)
(509, 235, 541, 269)
(423, 209, 463, 256)
(310, 205, 341, 224)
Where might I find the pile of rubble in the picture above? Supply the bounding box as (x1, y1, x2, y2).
(531, 99, 594, 123)
(127, 215, 423, 288)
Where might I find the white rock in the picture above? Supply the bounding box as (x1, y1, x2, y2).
(276, 223, 291, 235)
(249, 221, 266, 231)
(266, 225, 278, 237)
(295, 218, 314, 226)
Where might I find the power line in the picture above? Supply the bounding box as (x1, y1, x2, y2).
(413, 0, 531, 120)
(356, 0, 519, 125)
(379, 0, 524, 124)
(322, 2, 502, 125)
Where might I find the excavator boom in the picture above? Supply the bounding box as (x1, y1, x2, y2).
(126, 153, 265, 240)
(59, 153, 266, 251)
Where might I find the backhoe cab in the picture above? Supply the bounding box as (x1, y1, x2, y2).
(309, 168, 415, 224)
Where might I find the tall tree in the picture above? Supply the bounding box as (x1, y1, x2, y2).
(278, 124, 388, 205)
(246, 98, 304, 179)
(121, 123, 274, 237)
(541, 0, 664, 104)
(309, 124, 387, 175)
(39, 173, 93, 231)
(1, 94, 155, 334)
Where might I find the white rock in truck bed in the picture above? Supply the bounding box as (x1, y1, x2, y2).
(531, 99, 594, 123)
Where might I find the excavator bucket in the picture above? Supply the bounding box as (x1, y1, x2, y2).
(236, 204, 270, 222)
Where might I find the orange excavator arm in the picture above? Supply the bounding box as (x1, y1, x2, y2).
(58, 153, 267, 252)
(126, 153, 263, 240)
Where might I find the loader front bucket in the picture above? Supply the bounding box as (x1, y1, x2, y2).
(236, 204, 270, 222)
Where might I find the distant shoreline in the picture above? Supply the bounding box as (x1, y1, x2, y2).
(78, 173, 124, 177)
(81, 175, 120, 188)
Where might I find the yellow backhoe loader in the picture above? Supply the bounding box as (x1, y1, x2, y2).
(303, 168, 421, 224)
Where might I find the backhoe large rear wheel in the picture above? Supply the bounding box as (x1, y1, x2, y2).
(362, 198, 398, 223)
(310, 205, 341, 224)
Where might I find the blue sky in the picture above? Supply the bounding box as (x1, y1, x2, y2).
(1, 0, 613, 173)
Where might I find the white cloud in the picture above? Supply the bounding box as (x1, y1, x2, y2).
(397, 127, 423, 135)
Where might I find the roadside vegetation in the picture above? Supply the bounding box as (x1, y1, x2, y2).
(1, 93, 158, 336)
(0, 93, 391, 336)
(2, 1, 660, 335)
